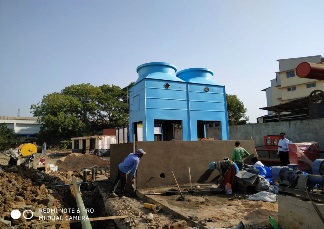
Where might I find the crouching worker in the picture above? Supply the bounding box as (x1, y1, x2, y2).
(110, 149, 146, 198)
(209, 158, 239, 191)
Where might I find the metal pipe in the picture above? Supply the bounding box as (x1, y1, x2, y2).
(91, 167, 96, 181)
(312, 159, 324, 175)
(189, 167, 192, 191)
(83, 169, 90, 183)
(308, 175, 324, 185)
(72, 176, 92, 229)
(296, 62, 324, 80)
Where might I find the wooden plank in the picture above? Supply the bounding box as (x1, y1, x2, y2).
(88, 215, 128, 221)
(259, 158, 280, 162)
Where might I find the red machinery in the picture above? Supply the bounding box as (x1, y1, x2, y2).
(288, 142, 320, 171)
(264, 135, 281, 148)
(255, 135, 281, 166)
(296, 62, 324, 119)
(291, 62, 322, 170)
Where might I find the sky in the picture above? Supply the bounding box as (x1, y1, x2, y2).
(1, 0, 324, 123)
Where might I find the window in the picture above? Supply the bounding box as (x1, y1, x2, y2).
(286, 71, 295, 78)
(287, 86, 296, 91)
(306, 82, 316, 88)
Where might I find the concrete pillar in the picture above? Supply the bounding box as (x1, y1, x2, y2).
(143, 119, 154, 141)
(182, 118, 191, 141)
(221, 118, 229, 140)
(190, 120, 198, 141)
(129, 125, 134, 142)
(85, 138, 90, 154)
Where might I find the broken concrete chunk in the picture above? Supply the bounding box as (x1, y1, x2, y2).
(170, 220, 187, 229)
(37, 198, 50, 206)
(0, 218, 11, 227)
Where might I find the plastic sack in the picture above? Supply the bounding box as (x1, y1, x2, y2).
(268, 185, 279, 194)
(248, 191, 277, 202)
(255, 166, 272, 178)
(256, 176, 270, 192)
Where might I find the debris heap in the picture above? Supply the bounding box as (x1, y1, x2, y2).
(56, 153, 109, 172)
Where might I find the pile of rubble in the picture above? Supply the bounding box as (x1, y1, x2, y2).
(0, 166, 75, 229)
(56, 153, 109, 172)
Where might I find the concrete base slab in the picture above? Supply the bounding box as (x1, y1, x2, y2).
(278, 195, 324, 229)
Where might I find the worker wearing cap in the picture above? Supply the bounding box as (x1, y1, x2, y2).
(110, 149, 146, 197)
(278, 132, 290, 166)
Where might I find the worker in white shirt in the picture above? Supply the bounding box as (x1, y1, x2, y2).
(277, 132, 290, 166)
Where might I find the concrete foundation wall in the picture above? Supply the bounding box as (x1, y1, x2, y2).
(110, 143, 133, 180)
(110, 140, 256, 190)
(278, 195, 324, 229)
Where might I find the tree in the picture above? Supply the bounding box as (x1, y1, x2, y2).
(31, 93, 85, 144)
(98, 84, 129, 128)
(31, 83, 132, 145)
(0, 124, 18, 151)
(61, 84, 103, 134)
(226, 94, 249, 125)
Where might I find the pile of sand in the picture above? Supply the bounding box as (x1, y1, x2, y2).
(56, 153, 109, 172)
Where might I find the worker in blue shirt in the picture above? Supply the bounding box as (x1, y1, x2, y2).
(110, 149, 146, 197)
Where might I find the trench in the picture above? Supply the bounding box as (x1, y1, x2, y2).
(90, 186, 118, 229)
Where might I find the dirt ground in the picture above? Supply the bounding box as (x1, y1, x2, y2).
(0, 152, 77, 229)
(0, 150, 106, 229)
(140, 188, 278, 228)
(97, 183, 278, 229)
(0, 150, 278, 229)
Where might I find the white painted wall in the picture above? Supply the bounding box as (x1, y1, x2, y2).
(0, 116, 41, 135)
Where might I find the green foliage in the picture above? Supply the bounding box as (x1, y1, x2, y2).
(31, 83, 132, 145)
(98, 84, 129, 128)
(59, 140, 72, 149)
(0, 124, 18, 151)
(226, 94, 249, 125)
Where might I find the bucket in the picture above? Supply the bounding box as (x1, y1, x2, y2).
(225, 183, 232, 195)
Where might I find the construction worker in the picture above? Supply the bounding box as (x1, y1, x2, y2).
(110, 149, 146, 197)
(232, 141, 250, 170)
(209, 158, 239, 190)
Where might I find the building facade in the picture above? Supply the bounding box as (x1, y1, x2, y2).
(260, 55, 324, 121)
(0, 116, 41, 136)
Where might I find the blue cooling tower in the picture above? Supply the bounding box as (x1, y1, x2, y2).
(129, 62, 229, 142)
